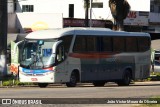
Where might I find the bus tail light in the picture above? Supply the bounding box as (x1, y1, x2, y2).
(43, 67, 54, 71)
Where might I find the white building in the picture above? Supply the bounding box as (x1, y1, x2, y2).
(149, 0, 160, 33)
(13, 0, 151, 19)
(14, 0, 112, 20)
(8, 0, 113, 33)
(8, 0, 159, 33)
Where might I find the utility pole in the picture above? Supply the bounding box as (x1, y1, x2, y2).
(85, 0, 89, 27)
(89, 0, 92, 27)
(0, 0, 8, 77)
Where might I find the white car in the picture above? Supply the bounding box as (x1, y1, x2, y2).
(154, 60, 160, 72)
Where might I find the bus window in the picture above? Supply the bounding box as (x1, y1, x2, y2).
(138, 37, 150, 52)
(60, 35, 73, 54)
(102, 37, 112, 52)
(86, 36, 97, 52)
(113, 37, 125, 52)
(43, 49, 52, 57)
(56, 44, 64, 62)
(73, 36, 98, 52)
(126, 37, 138, 52)
(73, 36, 86, 52)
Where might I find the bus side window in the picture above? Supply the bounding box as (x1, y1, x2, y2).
(138, 37, 150, 52)
(101, 36, 112, 52)
(113, 37, 125, 52)
(59, 35, 73, 54)
(126, 37, 138, 52)
(73, 36, 86, 52)
(56, 44, 64, 62)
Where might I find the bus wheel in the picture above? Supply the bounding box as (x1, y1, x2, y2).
(117, 70, 131, 86)
(38, 83, 48, 88)
(66, 72, 77, 87)
(93, 81, 105, 87)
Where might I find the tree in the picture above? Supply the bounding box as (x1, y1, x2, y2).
(0, 0, 7, 76)
(109, 0, 130, 31)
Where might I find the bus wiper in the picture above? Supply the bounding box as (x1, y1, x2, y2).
(38, 45, 44, 69)
(28, 48, 44, 69)
(28, 53, 38, 69)
(39, 54, 44, 69)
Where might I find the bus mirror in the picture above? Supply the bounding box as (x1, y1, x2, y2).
(37, 40, 44, 45)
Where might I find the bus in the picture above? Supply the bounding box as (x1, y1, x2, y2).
(14, 27, 151, 88)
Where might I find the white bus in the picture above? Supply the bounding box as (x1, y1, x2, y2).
(16, 28, 151, 87)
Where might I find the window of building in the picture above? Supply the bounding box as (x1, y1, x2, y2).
(14, 2, 17, 12)
(22, 5, 34, 12)
(92, 2, 103, 8)
(69, 4, 74, 18)
(150, 5, 154, 12)
(158, 6, 160, 13)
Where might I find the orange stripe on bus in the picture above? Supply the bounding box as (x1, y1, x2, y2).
(69, 52, 118, 59)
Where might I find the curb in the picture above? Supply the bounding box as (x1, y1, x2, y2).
(1, 81, 160, 88)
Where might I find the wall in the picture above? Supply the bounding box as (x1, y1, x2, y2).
(8, 13, 17, 33)
(8, 0, 14, 13)
(127, 0, 150, 11)
(15, 0, 112, 20)
(124, 11, 149, 26)
(15, 0, 151, 20)
(16, 13, 63, 33)
(16, 0, 86, 19)
(149, 13, 160, 23)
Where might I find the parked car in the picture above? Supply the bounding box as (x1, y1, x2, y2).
(154, 60, 160, 72)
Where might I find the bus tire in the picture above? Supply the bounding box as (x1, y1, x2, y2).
(38, 83, 48, 88)
(66, 72, 77, 87)
(93, 81, 105, 87)
(117, 70, 131, 86)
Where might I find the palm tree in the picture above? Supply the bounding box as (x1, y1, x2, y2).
(109, 0, 130, 31)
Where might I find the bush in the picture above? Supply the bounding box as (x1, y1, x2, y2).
(2, 80, 13, 86)
(2, 79, 34, 86)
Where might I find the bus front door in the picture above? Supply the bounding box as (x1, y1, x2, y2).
(54, 43, 67, 82)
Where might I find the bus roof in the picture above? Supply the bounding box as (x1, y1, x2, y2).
(25, 27, 150, 40)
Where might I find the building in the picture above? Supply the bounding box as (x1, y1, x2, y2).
(149, 0, 160, 33)
(7, 0, 160, 33)
(8, 0, 114, 33)
(14, 0, 112, 20)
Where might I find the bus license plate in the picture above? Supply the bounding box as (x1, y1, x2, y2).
(31, 78, 38, 81)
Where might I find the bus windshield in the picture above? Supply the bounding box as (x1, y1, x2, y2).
(20, 39, 57, 69)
